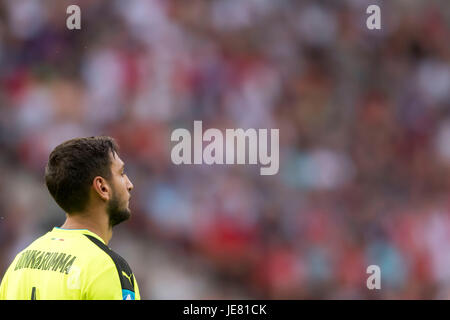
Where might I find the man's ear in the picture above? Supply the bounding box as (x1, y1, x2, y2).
(92, 176, 110, 201)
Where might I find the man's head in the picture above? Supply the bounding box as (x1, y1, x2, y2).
(45, 136, 134, 227)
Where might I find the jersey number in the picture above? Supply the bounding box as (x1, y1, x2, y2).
(31, 287, 37, 300)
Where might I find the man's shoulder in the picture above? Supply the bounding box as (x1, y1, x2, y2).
(82, 234, 132, 275)
(82, 235, 136, 292)
(21, 231, 117, 268)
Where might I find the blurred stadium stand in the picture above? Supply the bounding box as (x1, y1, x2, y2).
(0, 0, 449, 299)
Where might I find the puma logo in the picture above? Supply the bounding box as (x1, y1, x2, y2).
(122, 271, 133, 287)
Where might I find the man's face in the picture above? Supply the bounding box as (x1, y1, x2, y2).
(106, 152, 134, 227)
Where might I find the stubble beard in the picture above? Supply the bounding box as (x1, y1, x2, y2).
(107, 187, 131, 227)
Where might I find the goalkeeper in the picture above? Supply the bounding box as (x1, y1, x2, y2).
(0, 136, 140, 300)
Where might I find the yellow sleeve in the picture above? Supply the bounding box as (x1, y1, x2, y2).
(0, 269, 9, 300)
(133, 274, 141, 300)
(0, 256, 18, 300)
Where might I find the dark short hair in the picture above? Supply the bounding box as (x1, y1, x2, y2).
(45, 136, 119, 213)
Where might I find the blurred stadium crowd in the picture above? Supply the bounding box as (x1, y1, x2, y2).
(0, 0, 450, 299)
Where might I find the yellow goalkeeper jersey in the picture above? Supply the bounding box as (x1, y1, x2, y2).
(0, 227, 140, 300)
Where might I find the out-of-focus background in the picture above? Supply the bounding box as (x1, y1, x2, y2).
(0, 0, 449, 299)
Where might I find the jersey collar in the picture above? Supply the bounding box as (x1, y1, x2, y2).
(53, 227, 106, 244)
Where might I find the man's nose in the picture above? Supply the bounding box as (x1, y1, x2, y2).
(127, 177, 134, 192)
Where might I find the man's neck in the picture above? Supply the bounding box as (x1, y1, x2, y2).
(60, 210, 112, 244)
